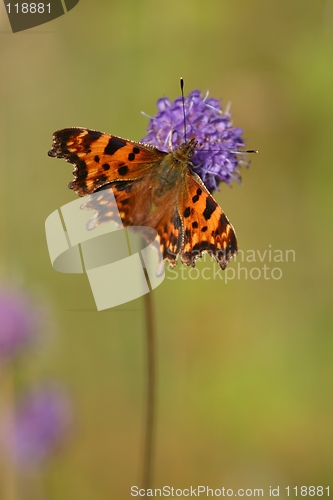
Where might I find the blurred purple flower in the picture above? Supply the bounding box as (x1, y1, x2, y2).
(0, 285, 41, 362)
(1, 384, 72, 466)
(142, 90, 249, 193)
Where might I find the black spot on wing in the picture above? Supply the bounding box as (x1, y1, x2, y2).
(128, 146, 141, 161)
(104, 137, 126, 155)
(203, 197, 217, 220)
(192, 188, 202, 203)
(102, 163, 110, 170)
(184, 207, 191, 218)
(87, 130, 102, 141)
(118, 165, 129, 176)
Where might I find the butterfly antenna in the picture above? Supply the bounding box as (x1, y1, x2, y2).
(180, 77, 187, 143)
(230, 149, 258, 154)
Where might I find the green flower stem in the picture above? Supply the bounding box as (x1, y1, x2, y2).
(142, 290, 156, 492)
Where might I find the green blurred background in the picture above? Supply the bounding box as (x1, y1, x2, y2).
(1, 0, 333, 498)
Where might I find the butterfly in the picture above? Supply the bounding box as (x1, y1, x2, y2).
(48, 128, 238, 270)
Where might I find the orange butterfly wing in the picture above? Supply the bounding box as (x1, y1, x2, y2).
(48, 128, 166, 196)
(49, 129, 183, 265)
(179, 170, 237, 269)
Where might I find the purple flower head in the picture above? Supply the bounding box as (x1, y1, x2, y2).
(1, 384, 72, 467)
(0, 285, 41, 362)
(142, 90, 249, 193)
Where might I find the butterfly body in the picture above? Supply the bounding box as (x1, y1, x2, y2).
(48, 128, 237, 270)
